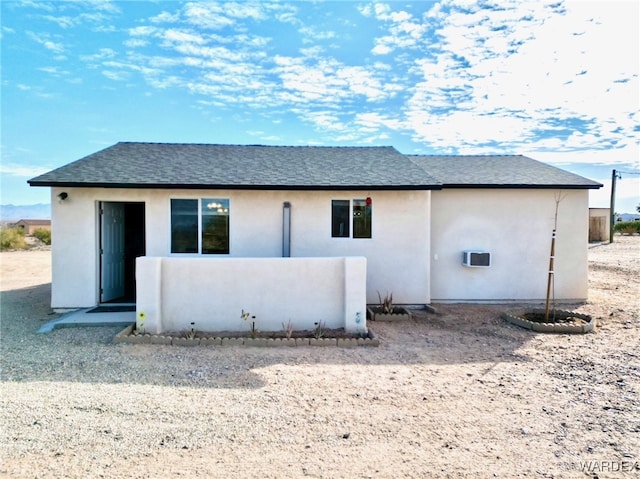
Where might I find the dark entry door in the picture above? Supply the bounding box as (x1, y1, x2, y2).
(100, 202, 145, 303)
(100, 202, 125, 302)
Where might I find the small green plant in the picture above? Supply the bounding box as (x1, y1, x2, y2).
(377, 291, 394, 314)
(0, 228, 26, 251)
(282, 320, 294, 339)
(614, 220, 640, 235)
(242, 310, 257, 338)
(32, 228, 51, 245)
(136, 311, 146, 334)
(184, 321, 197, 339)
(313, 321, 326, 339)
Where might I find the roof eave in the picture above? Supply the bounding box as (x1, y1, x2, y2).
(28, 181, 442, 191)
(440, 183, 603, 190)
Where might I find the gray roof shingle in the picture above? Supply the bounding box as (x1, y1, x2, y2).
(28, 142, 440, 190)
(409, 155, 602, 189)
(28, 143, 602, 191)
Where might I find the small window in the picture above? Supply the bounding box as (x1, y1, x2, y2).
(171, 199, 198, 253)
(332, 200, 350, 238)
(353, 199, 372, 238)
(331, 199, 372, 239)
(171, 198, 230, 254)
(202, 199, 229, 254)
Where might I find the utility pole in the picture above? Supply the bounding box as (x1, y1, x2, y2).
(609, 169, 621, 243)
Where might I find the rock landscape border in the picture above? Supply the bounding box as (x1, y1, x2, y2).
(114, 324, 380, 347)
(501, 308, 595, 334)
(367, 305, 412, 322)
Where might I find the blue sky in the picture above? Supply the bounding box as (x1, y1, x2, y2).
(1, 0, 639, 212)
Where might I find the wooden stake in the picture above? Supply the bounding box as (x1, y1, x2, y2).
(544, 229, 556, 321)
(545, 193, 564, 322)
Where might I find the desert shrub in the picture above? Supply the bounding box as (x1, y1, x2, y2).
(0, 228, 27, 251)
(32, 227, 51, 245)
(614, 221, 640, 235)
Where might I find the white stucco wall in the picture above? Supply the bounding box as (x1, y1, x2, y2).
(50, 187, 152, 308)
(136, 256, 367, 334)
(49, 187, 431, 309)
(430, 189, 590, 302)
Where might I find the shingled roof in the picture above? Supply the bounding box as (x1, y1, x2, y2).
(409, 155, 602, 189)
(28, 143, 601, 191)
(28, 142, 441, 190)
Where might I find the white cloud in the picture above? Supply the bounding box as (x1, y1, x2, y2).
(389, 0, 640, 154)
(38, 66, 68, 76)
(42, 15, 76, 29)
(336, 66, 392, 101)
(37, 0, 120, 29)
(150, 11, 181, 23)
(363, 2, 428, 54)
(163, 29, 207, 45)
(14, 0, 56, 12)
(300, 45, 324, 58)
(182, 3, 235, 29)
(106, 1, 397, 141)
(299, 25, 336, 43)
(526, 144, 640, 168)
(27, 31, 65, 53)
(246, 130, 282, 142)
(102, 70, 129, 81)
(124, 38, 147, 48)
(355, 112, 403, 132)
(273, 55, 399, 105)
(371, 41, 393, 55)
(358, 4, 373, 17)
(0, 163, 50, 178)
(129, 26, 157, 37)
(408, 109, 536, 150)
(301, 111, 346, 131)
(90, 0, 121, 15)
(80, 48, 116, 64)
(26, 0, 631, 153)
(179, 2, 291, 30)
(222, 2, 265, 20)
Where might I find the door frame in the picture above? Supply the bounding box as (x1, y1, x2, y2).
(98, 201, 146, 304)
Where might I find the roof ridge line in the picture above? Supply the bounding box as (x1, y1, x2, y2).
(117, 141, 396, 149)
(408, 154, 524, 158)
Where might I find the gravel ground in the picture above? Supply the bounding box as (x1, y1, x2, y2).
(1, 237, 638, 478)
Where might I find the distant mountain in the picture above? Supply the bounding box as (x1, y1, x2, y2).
(0, 204, 51, 222)
(620, 213, 640, 222)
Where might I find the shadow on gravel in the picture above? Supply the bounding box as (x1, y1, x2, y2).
(0, 283, 535, 390)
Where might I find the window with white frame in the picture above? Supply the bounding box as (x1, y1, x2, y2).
(171, 198, 230, 254)
(331, 198, 372, 239)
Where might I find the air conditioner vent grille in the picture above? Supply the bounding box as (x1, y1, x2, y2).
(463, 251, 491, 267)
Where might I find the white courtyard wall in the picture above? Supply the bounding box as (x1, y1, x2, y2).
(136, 256, 367, 334)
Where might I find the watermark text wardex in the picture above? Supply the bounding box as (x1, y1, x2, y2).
(578, 460, 639, 473)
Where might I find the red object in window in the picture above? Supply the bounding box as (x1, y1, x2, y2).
(365, 197, 372, 206)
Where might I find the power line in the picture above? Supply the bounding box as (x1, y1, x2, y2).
(617, 170, 640, 175)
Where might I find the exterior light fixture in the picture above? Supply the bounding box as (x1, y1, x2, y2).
(57, 192, 68, 201)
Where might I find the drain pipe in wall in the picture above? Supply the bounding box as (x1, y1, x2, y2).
(283, 202, 291, 257)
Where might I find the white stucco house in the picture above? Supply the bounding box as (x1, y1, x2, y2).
(29, 142, 602, 334)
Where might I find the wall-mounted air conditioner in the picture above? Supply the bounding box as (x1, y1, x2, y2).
(463, 251, 491, 267)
